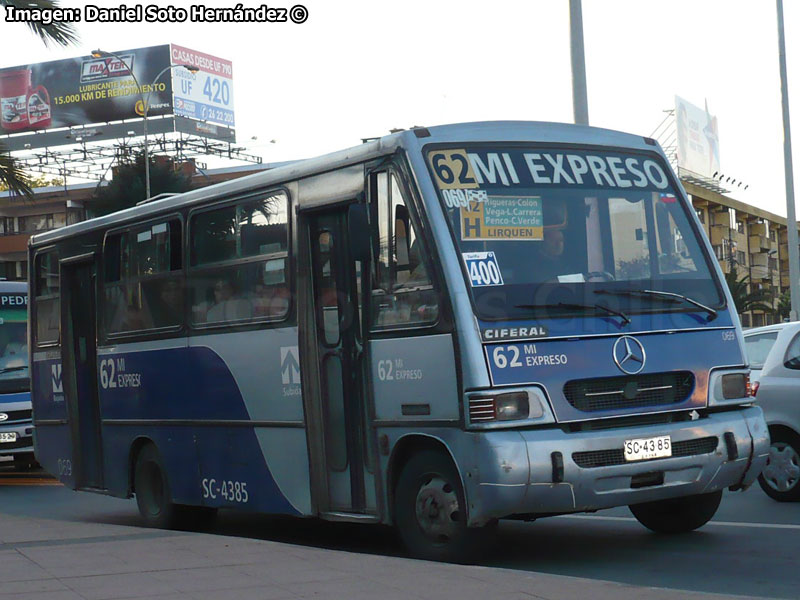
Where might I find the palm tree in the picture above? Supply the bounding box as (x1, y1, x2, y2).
(0, 0, 79, 198)
(724, 268, 774, 315)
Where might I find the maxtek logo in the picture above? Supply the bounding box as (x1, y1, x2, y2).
(80, 55, 134, 82)
(51, 364, 63, 394)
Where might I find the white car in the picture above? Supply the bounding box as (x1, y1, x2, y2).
(743, 322, 800, 501)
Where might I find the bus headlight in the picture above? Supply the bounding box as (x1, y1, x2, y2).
(467, 387, 555, 428)
(708, 369, 753, 406)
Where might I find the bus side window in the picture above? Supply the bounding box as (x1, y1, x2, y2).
(103, 219, 183, 335)
(189, 192, 290, 326)
(34, 251, 60, 345)
(370, 173, 439, 328)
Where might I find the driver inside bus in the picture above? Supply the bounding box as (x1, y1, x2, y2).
(535, 200, 570, 282)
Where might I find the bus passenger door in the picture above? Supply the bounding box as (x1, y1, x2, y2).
(61, 258, 103, 490)
(307, 209, 372, 515)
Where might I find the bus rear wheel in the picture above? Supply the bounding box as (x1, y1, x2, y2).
(629, 490, 722, 533)
(394, 450, 494, 563)
(134, 444, 180, 529)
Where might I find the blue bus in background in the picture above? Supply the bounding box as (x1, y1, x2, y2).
(0, 281, 34, 469)
(29, 122, 769, 562)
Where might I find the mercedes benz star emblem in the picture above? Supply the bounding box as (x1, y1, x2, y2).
(613, 336, 646, 375)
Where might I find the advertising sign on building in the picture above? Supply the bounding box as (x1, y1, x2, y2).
(0, 44, 235, 142)
(0, 45, 173, 134)
(675, 95, 721, 179)
(170, 45, 234, 127)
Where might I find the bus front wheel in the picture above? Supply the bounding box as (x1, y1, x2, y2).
(134, 444, 179, 529)
(394, 450, 494, 562)
(629, 490, 723, 534)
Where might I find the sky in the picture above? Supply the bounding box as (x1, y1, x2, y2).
(1, 0, 799, 218)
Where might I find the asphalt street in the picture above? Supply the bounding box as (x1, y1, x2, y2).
(0, 458, 796, 599)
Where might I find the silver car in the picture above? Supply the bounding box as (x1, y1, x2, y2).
(744, 322, 800, 501)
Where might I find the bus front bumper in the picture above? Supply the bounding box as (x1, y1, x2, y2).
(467, 406, 768, 526)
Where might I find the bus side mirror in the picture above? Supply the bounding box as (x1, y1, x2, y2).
(348, 203, 370, 262)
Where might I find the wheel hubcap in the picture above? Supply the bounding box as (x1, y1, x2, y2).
(763, 442, 800, 493)
(414, 475, 460, 543)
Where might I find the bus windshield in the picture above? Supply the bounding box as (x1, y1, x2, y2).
(0, 292, 28, 392)
(427, 145, 723, 321)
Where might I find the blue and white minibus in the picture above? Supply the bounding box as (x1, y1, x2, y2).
(0, 281, 34, 469)
(29, 122, 768, 561)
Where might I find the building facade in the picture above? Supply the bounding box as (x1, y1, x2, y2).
(687, 180, 798, 327)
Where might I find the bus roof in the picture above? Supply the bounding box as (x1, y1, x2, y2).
(29, 121, 660, 248)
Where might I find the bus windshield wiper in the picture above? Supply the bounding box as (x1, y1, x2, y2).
(593, 288, 717, 320)
(514, 302, 630, 325)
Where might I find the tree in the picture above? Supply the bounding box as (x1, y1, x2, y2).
(775, 290, 791, 322)
(724, 268, 774, 315)
(0, 0, 79, 198)
(89, 153, 193, 218)
(0, 174, 63, 192)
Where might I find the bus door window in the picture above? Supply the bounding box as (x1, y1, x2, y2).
(315, 230, 340, 346)
(370, 173, 439, 328)
(34, 251, 60, 345)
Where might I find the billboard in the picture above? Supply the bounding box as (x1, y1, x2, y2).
(170, 45, 234, 127)
(0, 44, 235, 144)
(675, 95, 720, 178)
(0, 45, 173, 134)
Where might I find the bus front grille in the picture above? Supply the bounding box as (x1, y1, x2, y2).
(563, 371, 695, 413)
(0, 409, 31, 423)
(572, 436, 719, 468)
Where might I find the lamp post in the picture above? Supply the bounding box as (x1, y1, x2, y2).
(776, 1, 800, 321)
(91, 50, 198, 200)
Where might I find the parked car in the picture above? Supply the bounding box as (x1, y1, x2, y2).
(743, 322, 800, 501)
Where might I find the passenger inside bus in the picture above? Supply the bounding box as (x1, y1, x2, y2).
(205, 279, 253, 322)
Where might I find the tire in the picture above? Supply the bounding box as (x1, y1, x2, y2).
(134, 444, 180, 529)
(629, 490, 722, 533)
(758, 431, 800, 502)
(12, 453, 38, 472)
(394, 450, 495, 563)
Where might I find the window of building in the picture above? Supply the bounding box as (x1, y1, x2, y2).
(34, 251, 60, 345)
(189, 192, 290, 325)
(103, 219, 183, 334)
(736, 220, 745, 234)
(18, 214, 54, 233)
(695, 209, 705, 224)
(370, 172, 439, 329)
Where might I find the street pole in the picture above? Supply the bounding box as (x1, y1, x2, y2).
(91, 50, 197, 201)
(777, 0, 800, 321)
(569, 0, 589, 125)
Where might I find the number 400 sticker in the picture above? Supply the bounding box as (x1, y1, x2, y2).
(462, 251, 504, 287)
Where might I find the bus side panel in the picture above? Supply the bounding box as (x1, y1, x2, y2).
(31, 355, 74, 485)
(370, 334, 460, 421)
(190, 328, 310, 515)
(98, 332, 306, 515)
(100, 424, 199, 501)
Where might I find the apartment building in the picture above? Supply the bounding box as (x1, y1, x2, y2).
(687, 180, 797, 327)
